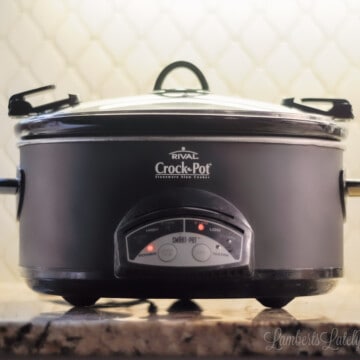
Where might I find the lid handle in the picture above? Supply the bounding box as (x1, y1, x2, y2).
(8, 85, 80, 116)
(282, 98, 354, 120)
(153, 61, 210, 92)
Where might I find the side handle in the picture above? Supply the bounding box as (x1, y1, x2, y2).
(0, 170, 25, 219)
(0, 178, 19, 194)
(345, 180, 360, 197)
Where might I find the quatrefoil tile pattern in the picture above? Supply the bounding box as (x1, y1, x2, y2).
(0, 0, 360, 282)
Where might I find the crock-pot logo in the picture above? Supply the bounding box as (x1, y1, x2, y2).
(155, 146, 212, 180)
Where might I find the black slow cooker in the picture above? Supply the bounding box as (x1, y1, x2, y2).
(1, 61, 359, 308)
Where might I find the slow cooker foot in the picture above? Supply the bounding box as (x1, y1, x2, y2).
(256, 297, 293, 308)
(167, 299, 203, 313)
(63, 295, 100, 307)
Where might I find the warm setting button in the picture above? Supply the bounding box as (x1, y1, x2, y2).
(158, 244, 177, 262)
(192, 244, 211, 262)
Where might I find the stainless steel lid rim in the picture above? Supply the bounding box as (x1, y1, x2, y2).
(17, 136, 345, 149)
(15, 112, 346, 141)
(22, 109, 335, 121)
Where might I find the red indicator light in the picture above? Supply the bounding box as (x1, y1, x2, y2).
(146, 244, 155, 252)
(198, 223, 205, 231)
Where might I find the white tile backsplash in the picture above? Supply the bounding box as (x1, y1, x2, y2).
(0, 0, 360, 283)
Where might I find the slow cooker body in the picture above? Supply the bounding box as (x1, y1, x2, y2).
(2, 61, 357, 308)
(18, 137, 344, 308)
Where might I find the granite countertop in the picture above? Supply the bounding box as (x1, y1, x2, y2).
(0, 282, 360, 357)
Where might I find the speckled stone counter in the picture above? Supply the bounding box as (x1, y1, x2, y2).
(0, 282, 360, 357)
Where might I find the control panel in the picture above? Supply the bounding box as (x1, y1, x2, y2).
(124, 218, 247, 267)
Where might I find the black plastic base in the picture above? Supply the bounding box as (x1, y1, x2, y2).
(25, 276, 338, 308)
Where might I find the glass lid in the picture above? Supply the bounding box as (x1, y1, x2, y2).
(9, 61, 353, 140)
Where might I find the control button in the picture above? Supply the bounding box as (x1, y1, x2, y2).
(126, 219, 183, 260)
(192, 244, 211, 262)
(158, 244, 177, 262)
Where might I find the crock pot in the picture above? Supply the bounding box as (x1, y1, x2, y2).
(1, 61, 359, 308)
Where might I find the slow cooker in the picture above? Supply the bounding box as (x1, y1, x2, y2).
(1, 61, 359, 308)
